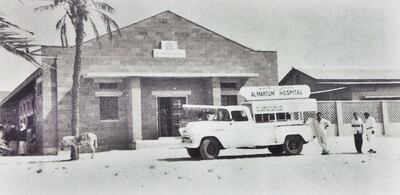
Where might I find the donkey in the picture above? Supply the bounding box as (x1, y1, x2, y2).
(60, 133, 98, 159)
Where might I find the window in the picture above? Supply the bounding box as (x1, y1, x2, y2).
(231, 111, 249, 121)
(99, 83, 118, 90)
(255, 114, 275, 123)
(213, 109, 231, 121)
(221, 95, 238, 106)
(220, 82, 237, 89)
(276, 113, 291, 121)
(99, 97, 119, 120)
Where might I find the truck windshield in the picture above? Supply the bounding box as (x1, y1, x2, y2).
(213, 109, 231, 121)
(181, 108, 216, 123)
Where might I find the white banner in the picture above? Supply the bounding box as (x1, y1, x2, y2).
(250, 99, 317, 114)
(239, 85, 311, 101)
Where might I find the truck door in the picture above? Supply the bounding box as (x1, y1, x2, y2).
(229, 110, 255, 147)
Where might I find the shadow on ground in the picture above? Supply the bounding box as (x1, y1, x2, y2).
(158, 153, 297, 162)
(27, 159, 73, 164)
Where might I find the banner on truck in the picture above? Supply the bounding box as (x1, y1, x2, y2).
(250, 99, 317, 114)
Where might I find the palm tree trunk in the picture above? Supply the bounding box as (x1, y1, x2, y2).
(70, 19, 84, 160)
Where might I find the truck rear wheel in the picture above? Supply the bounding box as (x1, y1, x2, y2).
(283, 136, 303, 155)
(187, 148, 201, 159)
(199, 138, 220, 160)
(268, 145, 284, 155)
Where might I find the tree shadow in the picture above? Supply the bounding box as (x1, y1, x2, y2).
(333, 152, 363, 155)
(27, 159, 74, 164)
(158, 153, 296, 162)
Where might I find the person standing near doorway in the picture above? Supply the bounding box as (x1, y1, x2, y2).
(160, 108, 170, 136)
(364, 112, 377, 154)
(18, 123, 28, 155)
(351, 112, 364, 153)
(311, 112, 331, 155)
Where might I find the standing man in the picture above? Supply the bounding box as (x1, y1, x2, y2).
(351, 112, 364, 153)
(312, 112, 331, 155)
(364, 112, 377, 153)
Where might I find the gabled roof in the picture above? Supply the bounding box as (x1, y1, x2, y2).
(0, 69, 41, 106)
(43, 10, 275, 53)
(0, 91, 10, 101)
(291, 66, 400, 81)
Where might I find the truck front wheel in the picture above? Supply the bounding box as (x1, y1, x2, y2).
(187, 148, 201, 159)
(268, 145, 284, 155)
(283, 136, 303, 155)
(199, 138, 220, 160)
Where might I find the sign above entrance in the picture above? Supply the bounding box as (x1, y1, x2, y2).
(153, 41, 186, 58)
(239, 85, 311, 101)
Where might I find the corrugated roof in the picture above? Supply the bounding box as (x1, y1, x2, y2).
(294, 67, 400, 80)
(310, 87, 347, 94)
(317, 81, 400, 85)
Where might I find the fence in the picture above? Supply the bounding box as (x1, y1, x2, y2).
(314, 100, 400, 137)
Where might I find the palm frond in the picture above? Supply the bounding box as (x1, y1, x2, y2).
(88, 17, 101, 48)
(93, 1, 115, 14)
(98, 11, 121, 41)
(34, 4, 58, 13)
(1, 43, 42, 68)
(0, 17, 47, 69)
(0, 17, 33, 34)
(56, 14, 69, 47)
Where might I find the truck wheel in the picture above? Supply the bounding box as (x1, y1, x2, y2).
(199, 138, 220, 160)
(268, 145, 284, 155)
(187, 148, 201, 159)
(283, 136, 303, 155)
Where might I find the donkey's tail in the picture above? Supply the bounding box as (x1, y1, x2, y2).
(94, 138, 98, 149)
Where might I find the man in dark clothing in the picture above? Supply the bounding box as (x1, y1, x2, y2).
(6, 125, 19, 155)
(351, 112, 364, 153)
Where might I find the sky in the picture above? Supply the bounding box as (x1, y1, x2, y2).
(0, 0, 399, 91)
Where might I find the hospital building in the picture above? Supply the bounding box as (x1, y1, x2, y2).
(0, 11, 278, 154)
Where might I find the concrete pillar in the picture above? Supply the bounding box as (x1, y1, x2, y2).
(127, 78, 142, 149)
(336, 101, 344, 136)
(211, 77, 221, 106)
(381, 101, 389, 136)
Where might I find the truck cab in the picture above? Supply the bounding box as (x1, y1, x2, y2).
(179, 85, 317, 159)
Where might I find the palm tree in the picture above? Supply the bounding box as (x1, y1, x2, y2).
(35, 0, 120, 160)
(0, 16, 41, 67)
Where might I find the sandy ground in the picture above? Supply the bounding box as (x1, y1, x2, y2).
(0, 136, 399, 195)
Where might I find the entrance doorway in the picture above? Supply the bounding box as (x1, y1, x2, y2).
(158, 97, 186, 137)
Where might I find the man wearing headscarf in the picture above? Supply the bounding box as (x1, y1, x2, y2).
(311, 112, 331, 155)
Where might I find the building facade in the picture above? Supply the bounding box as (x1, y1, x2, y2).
(280, 67, 400, 100)
(1, 11, 278, 154)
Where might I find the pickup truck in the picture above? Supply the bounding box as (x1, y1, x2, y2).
(179, 87, 317, 159)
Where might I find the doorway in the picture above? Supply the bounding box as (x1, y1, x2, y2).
(158, 97, 186, 137)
